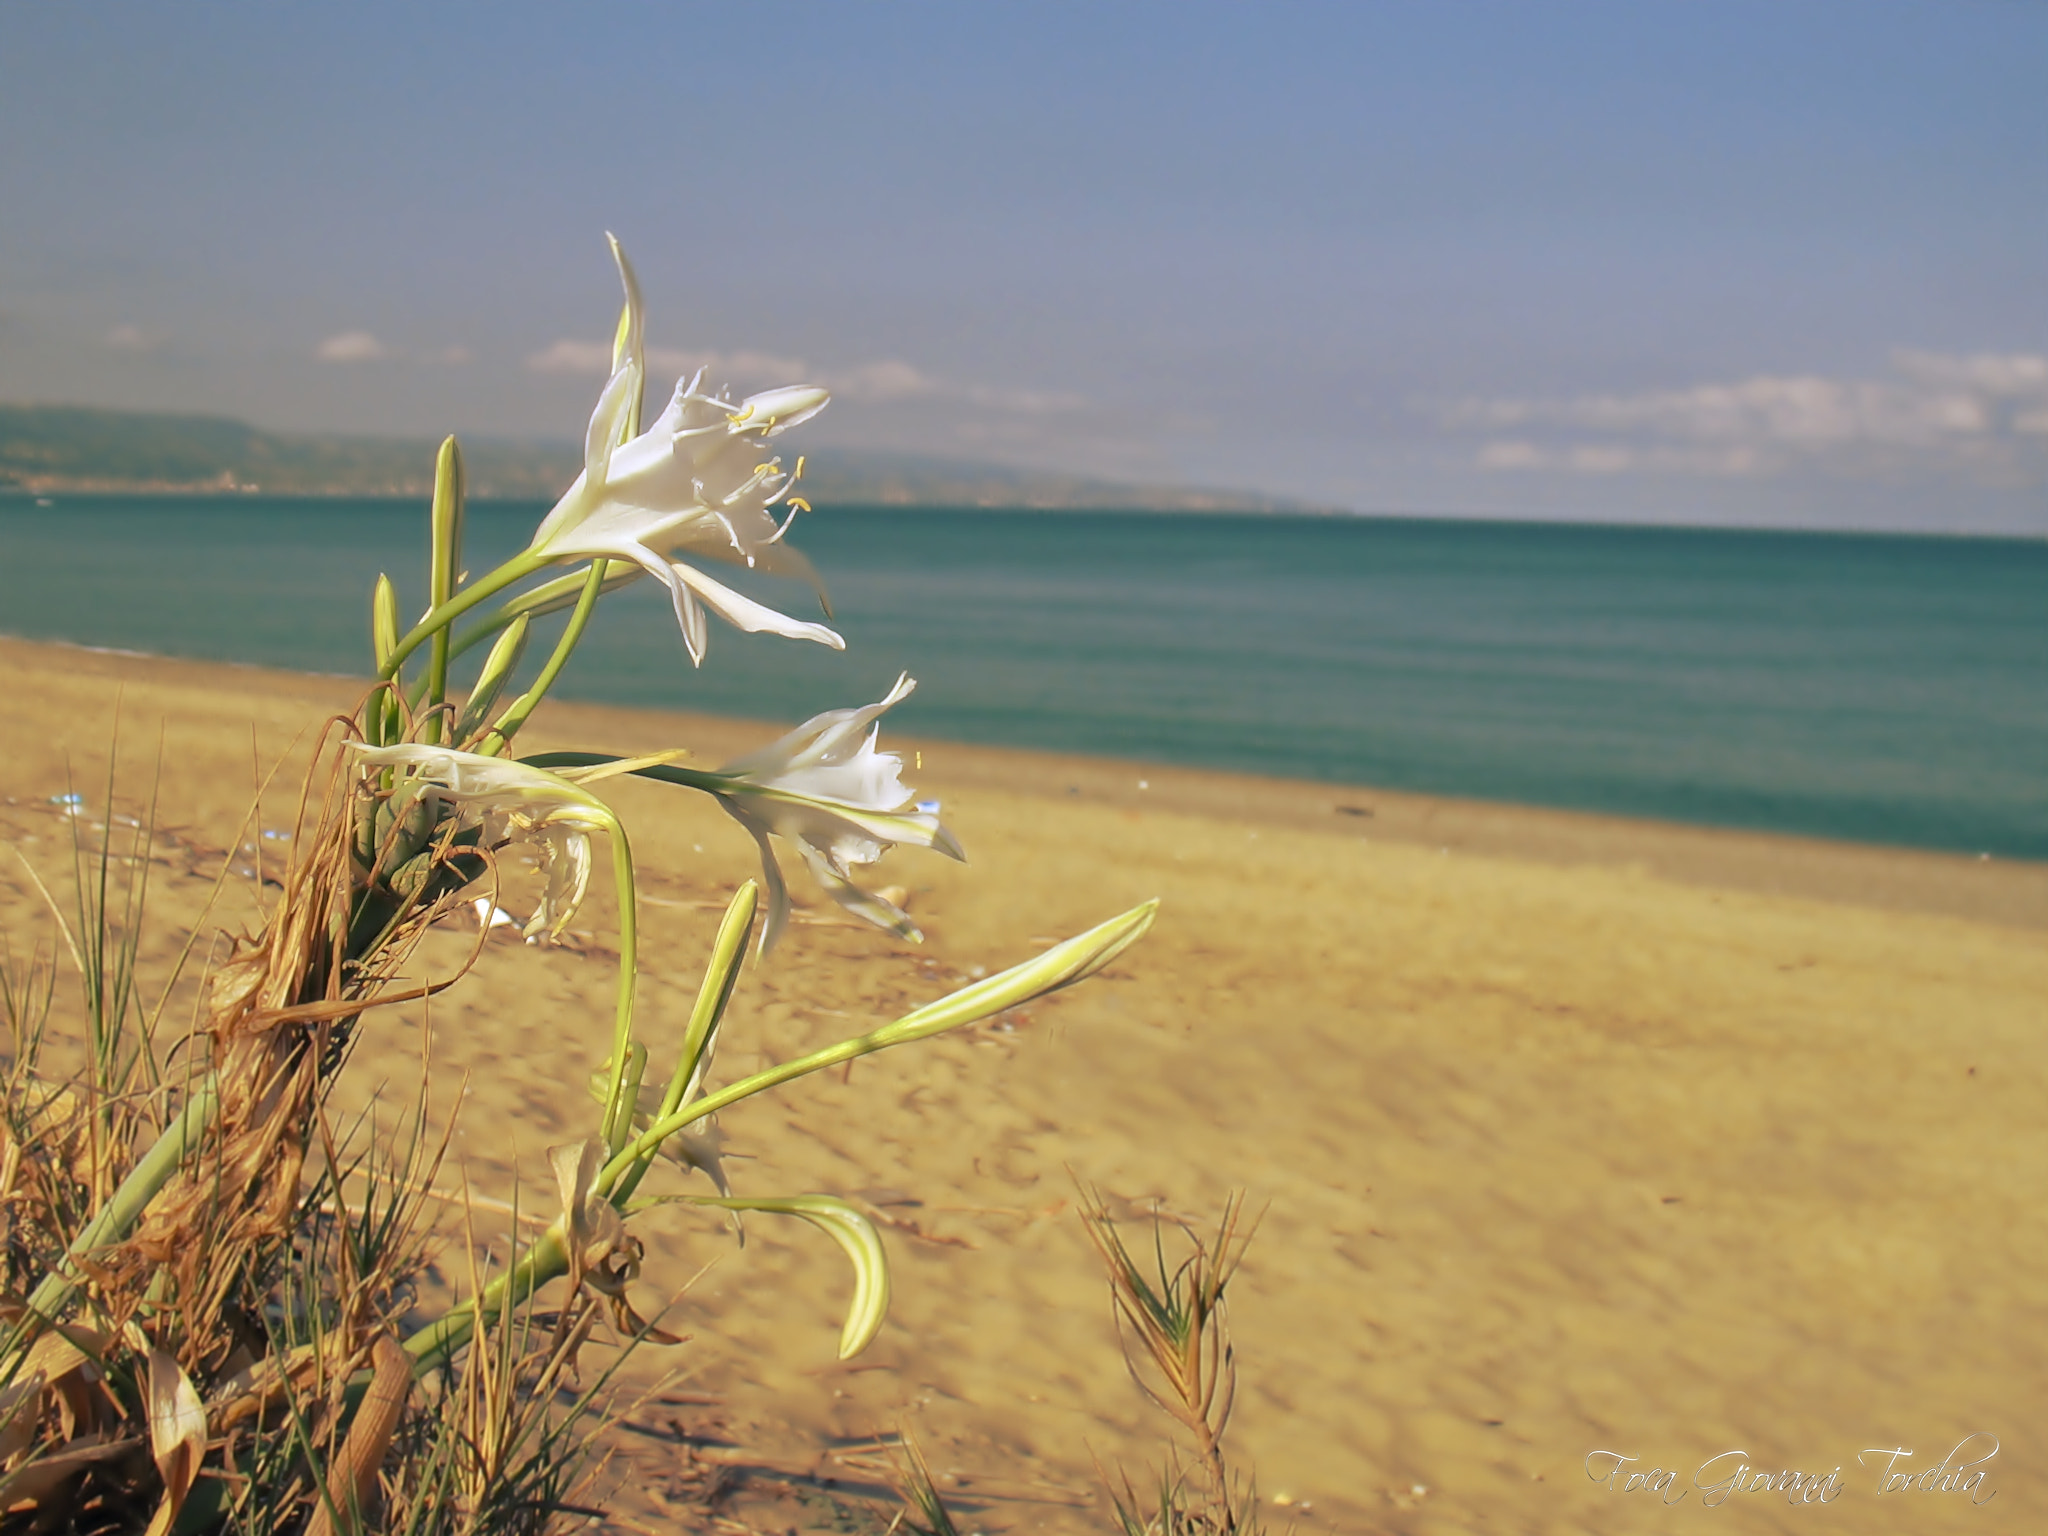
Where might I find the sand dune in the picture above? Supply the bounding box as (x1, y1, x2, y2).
(1, 636, 2041, 1535)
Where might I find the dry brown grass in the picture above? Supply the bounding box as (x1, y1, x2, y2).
(0, 727, 628, 1534)
(1078, 1188, 1264, 1536)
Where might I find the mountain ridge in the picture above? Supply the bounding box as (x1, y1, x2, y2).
(0, 403, 1314, 511)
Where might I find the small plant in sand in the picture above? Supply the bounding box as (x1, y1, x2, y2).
(884, 1190, 1263, 1536)
(1080, 1189, 1263, 1536)
(0, 237, 1154, 1533)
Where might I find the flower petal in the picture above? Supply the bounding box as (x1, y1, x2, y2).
(795, 840, 923, 943)
(720, 674, 915, 779)
(734, 820, 793, 954)
(660, 1123, 733, 1196)
(646, 556, 711, 666)
(719, 789, 959, 861)
(605, 231, 645, 377)
(668, 561, 844, 651)
(729, 385, 831, 434)
(583, 367, 638, 485)
(525, 825, 592, 943)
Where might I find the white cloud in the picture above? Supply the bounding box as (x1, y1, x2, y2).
(696, 347, 809, 382)
(315, 330, 389, 363)
(521, 340, 1086, 418)
(105, 323, 163, 353)
(525, 338, 613, 374)
(1452, 350, 2048, 481)
(834, 358, 935, 401)
(524, 339, 810, 381)
(1891, 349, 2048, 396)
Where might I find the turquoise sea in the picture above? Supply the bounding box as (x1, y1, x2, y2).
(1, 496, 2042, 860)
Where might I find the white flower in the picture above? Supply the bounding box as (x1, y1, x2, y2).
(711, 674, 964, 951)
(526, 235, 843, 667)
(354, 743, 618, 943)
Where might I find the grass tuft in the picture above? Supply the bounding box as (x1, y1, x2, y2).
(1079, 1186, 1265, 1536)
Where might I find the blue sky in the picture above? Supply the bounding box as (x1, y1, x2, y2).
(4, 2, 2046, 530)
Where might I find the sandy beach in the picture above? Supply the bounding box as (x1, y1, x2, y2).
(2, 634, 2043, 1535)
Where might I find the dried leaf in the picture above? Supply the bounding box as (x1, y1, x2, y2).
(305, 1335, 411, 1536)
(0, 1432, 139, 1511)
(143, 1350, 206, 1536)
(550, 1139, 623, 1286)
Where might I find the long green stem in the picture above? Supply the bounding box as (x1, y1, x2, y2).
(596, 826, 640, 1157)
(520, 755, 947, 855)
(444, 564, 643, 666)
(403, 1227, 568, 1374)
(381, 551, 550, 681)
(613, 882, 756, 1205)
(404, 818, 640, 1374)
(520, 753, 727, 794)
(404, 906, 1150, 1375)
(595, 900, 1156, 1195)
(17, 1075, 220, 1332)
(475, 561, 608, 758)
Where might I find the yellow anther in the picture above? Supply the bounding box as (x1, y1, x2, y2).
(794, 455, 806, 480)
(786, 496, 812, 514)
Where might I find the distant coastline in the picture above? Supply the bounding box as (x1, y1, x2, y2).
(0, 402, 1313, 512)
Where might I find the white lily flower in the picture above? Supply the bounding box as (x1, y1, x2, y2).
(710, 674, 965, 952)
(354, 743, 618, 943)
(525, 235, 843, 667)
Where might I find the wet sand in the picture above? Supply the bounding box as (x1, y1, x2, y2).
(2, 635, 2043, 1535)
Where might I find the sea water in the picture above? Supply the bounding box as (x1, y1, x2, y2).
(1, 497, 2042, 859)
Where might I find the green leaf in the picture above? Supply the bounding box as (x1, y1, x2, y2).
(859, 897, 1157, 1051)
(663, 882, 757, 1120)
(429, 436, 465, 609)
(601, 900, 1159, 1189)
(445, 564, 642, 663)
(678, 1194, 890, 1358)
(425, 435, 467, 727)
(371, 574, 400, 673)
(454, 612, 531, 744)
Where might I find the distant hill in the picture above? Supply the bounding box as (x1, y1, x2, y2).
(0, 405, 578, 499)
(0, 404, 1310, 511)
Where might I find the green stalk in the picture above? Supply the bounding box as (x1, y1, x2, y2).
(596, 901, 1157, 1194)
(612, 882, 756, 1205)
(595, 825, 641, 1157)
(423, 438, 466, 742)
(519, 755, 950, 855)
(370, 577, 402, 746)
(17, 1075, 220, 1331)
(405, 907, 1152, 1375)
(444, 564, 642, 666)
(523, 754, 724, 791)
(381, 550, 551, 681)
(474, 560, 608, 758)
(405, 810, 644, 1374)
(403, 1227, 566, 1375)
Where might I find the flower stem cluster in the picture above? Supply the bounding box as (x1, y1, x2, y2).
(14, 238, 1158, 1429)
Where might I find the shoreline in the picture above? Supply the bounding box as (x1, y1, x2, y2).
(4, 633, 2040, 931)
(11, 486, 2048, 540)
